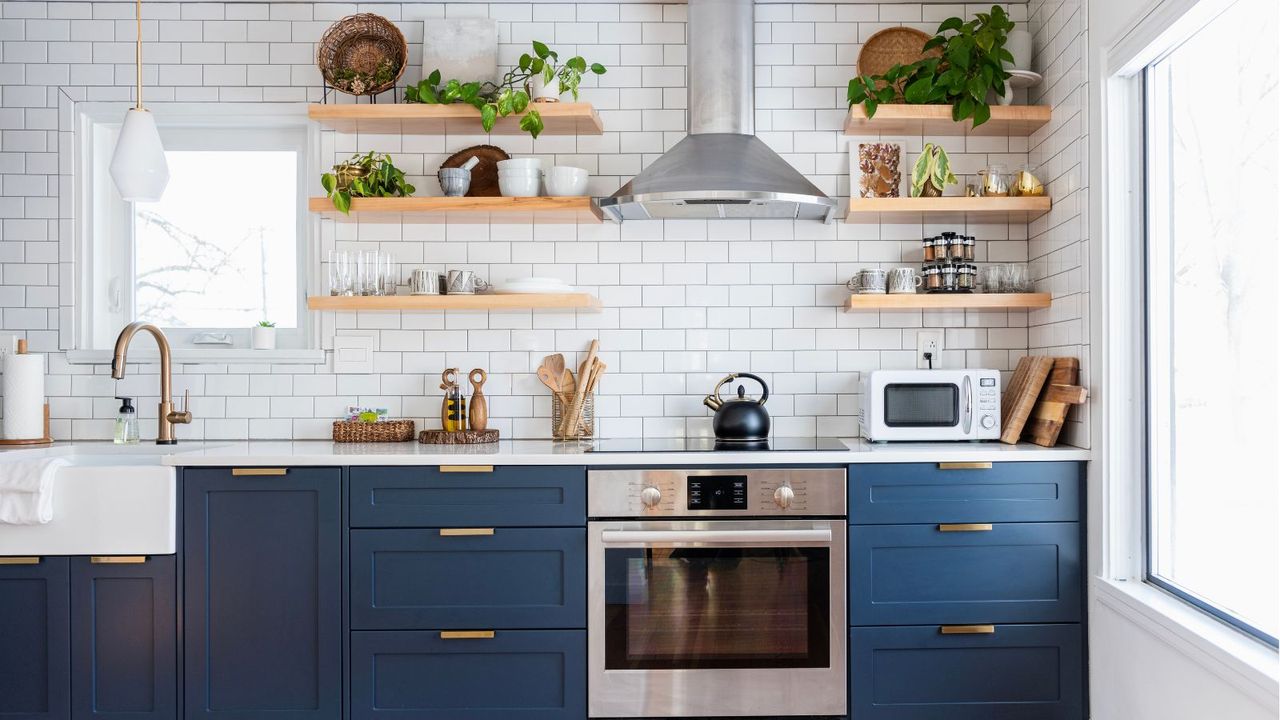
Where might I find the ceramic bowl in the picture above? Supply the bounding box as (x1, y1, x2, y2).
(544, 166, 589, 197)
(497, 168, 544, 178)
(497, 158, 545, 172)
(499, 174, 541, 197)
(437, 168, 471, 197)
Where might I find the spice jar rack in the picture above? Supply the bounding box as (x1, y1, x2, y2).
(921, 231, 977, 293)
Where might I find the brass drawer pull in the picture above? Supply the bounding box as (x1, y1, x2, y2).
(91, 556, 148, 565)
(439, 465, 494, 473)
(938, 462, 992, 470)
(938, 523, 993, 532)
(940, 625, 996, 635)
(440, 630, 495, 640)
(0, 556, 40, 565)
(439, 528, 495, 537)
(232, 468, 288, 477)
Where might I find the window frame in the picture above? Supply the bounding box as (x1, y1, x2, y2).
(74, 102, 320, 354)
(1139, 18, 1279, 648)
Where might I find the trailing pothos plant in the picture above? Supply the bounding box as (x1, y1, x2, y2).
(847, 5, 1016, 128)
(403, 41, 606, 139)
(320, 151, 415, 215)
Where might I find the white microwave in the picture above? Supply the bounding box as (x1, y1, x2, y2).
(860, 369, 1001, 442)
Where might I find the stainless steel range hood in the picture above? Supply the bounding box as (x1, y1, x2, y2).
(596, 0, 836, 223)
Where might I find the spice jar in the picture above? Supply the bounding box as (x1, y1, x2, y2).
(938, 264, 958, 292)
(957, 264, 976, 291)
(945, 233, 966, 261)
(923, 265, 942, 291)
(962, 235, 976, 261)
(922, 236, 938, 262)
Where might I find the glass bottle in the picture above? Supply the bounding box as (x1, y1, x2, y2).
(113, 396, 139, 445)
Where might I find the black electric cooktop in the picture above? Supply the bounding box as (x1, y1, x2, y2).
(585, 437, 852, 453)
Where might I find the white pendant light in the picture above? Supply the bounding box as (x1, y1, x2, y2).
(109, 0, 168, 202)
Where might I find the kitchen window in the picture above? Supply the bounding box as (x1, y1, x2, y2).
(77, 105, 314, 353)
(1142, 0, 1278, 646)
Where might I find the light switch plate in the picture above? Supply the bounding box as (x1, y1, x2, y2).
(332, 335, 375, 374)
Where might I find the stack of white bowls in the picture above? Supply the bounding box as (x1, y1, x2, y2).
(497, 158, 544, 197)
(545, 166, 589, 196)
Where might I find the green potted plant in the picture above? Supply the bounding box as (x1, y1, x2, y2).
(252, 320, 276, 350)
(522, 41, 607, 102)
(847, 5, 1016, 128)
(320, 151, 415, 214)
(911, 143, 959, 197)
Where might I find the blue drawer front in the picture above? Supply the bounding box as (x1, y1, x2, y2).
(349, 466, 586, 528)
(350, 630, 586, 720)
(350, 528, 586, 630)
(0, 557, 70, 720)
(849, 462, 1081, 524)
(850, 624, 1084, 720)
(850, 522, 1081, 625)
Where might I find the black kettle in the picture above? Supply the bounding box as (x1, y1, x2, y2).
(703, 373, 770, 442)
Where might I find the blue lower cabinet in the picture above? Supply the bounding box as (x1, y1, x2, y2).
(850, 624, 1083, 720)
(70, 556, 177, 720)
(0, 557, 70, 720)
(350, 630, 586, 720)
(849, 522, 1081, 625)
(350, 528, 586, 630)
(849, 462, 1081, 524)
(349, 466, 585, 528)
(183, 467, 343, 720)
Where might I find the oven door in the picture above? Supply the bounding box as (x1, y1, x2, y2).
(588, 519, 846, 718)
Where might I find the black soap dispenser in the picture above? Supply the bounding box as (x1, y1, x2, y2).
(113, 396, 139, 445)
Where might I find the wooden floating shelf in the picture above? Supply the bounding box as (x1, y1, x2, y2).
(845, 293, 1052, 312)
(844, 196, 1051, 223)
(308, 196, 602, 223)
(308, 102, 604, 135)
(844, 104, 1052, 136)
(308, 293, 602, 312)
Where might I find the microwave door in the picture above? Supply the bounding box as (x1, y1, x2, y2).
(961, 374, 973, 435)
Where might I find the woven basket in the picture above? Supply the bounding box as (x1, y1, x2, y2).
(332, 419, 416, 443)
(857, 27, 939, 78)
(317, 14, 407, 96)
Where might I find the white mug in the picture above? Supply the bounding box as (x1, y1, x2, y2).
(846, 269, 888, 294)
(888, 267, 924, 294)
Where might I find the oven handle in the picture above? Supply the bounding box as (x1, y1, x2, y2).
(600, 528, 833, 544)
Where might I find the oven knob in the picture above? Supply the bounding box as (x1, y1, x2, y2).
(640, 486, 663, 508)
(981, 415, 996, 429)
(773, 485, 795, 509)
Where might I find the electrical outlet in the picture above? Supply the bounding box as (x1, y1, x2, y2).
(916, 330, 943, 369)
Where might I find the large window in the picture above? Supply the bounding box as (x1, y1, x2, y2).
(1143, 0, 1278, 646)
(81, 106, 310, 350)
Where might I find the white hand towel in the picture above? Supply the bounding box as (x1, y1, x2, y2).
(0, 457, 68, 525)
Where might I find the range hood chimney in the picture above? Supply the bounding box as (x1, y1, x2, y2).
(596, 0, 836, 222)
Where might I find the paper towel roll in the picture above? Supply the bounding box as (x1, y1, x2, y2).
(3, 353, 45, 440)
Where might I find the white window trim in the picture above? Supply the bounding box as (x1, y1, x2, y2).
(72, 102, 323, 364)
(1091, 0, 1279, 702)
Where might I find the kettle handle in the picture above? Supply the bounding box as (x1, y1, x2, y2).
(711, 372, 770, 406)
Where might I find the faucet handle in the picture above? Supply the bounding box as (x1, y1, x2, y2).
(167, 389, 193, 425)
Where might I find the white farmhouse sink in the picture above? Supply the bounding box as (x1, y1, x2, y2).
(0, 447, 176, 556)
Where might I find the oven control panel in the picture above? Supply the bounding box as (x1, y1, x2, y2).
(588, 468, 847, 518)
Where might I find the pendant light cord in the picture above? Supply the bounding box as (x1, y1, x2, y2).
(134, 0, 142, 109)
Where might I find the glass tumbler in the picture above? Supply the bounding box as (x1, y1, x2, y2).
(328, 250, 354, 296)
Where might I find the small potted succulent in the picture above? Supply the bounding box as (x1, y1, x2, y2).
(251, 320, 276, 350)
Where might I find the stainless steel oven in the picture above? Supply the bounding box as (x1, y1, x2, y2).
(587, 468, 847, 718)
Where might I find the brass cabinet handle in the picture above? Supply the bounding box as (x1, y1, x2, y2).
(91, 556, 148, 565)
(0, 556, 40, 565)
(438, 465, 494, 473)
(938, 462, 992, 470)
(938, 523, 993, 532)
(231, 468, 288, 476)
(439, 528, 495, 537)
(940, 625, 996, 635)
(440, 630, 495, 640)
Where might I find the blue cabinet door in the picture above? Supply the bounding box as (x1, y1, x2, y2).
(350, 528, 586, 630)
(849, 462, 1081, 524)
(70, 556, 176, 720)
(183, 467, 342, 720)
(349, 466, 586, 528)
(0, 557, 70, 720)
(850, 624, 1084, 720)
(350, 630, 586, 720)
(849, 522, 1081, 625)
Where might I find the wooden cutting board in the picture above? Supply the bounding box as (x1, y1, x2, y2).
(1000, 355, 1055, 444)
(419, 429, 499, 444)
(1024, 357, 1088, 447)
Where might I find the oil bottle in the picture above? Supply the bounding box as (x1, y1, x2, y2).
(440, 368, 467, 432)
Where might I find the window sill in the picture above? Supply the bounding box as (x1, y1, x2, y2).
(65, 348, 326, 366)
(1092, 577, 1279, 708)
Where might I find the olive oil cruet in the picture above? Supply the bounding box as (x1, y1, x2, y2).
(440, 368, 467, 432)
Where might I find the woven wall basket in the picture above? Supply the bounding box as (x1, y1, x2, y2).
(857, 27, 940, 78)
(317, 13, 407, 96)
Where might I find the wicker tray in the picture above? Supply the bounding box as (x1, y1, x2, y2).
(317, 14, 407, 96)
(420, 429, 500, 444)
(857, 27, 939, 78)
(332, 419, 415, 443)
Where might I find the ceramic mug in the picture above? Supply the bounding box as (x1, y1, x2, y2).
(888, 267, 924, 294)
(846, 268, 889, 294)
(446, 270, 491, 295)
(408, 269, 441, 295)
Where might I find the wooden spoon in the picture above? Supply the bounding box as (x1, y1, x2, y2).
(536, 366, 561, 396)
(561, 340, 599, 437)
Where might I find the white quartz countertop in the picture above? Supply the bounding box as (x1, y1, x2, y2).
(0, 439, 1090, 466)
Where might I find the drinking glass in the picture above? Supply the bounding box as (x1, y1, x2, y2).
(1007, 263, 1031, 293)
(328, 250, 354, 296)
(357, 250, 378, 295)
(379, 252, 398, 296)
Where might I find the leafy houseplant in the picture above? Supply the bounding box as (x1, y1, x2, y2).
(847, 5, 1016, 128)
(320, 151, 415, 215)
(403, 41, 606, 139)
(911, 143, 959, 197)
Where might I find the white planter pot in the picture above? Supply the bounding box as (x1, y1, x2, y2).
(527, 73, 562, 103)
(251, 326, 276, 350)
